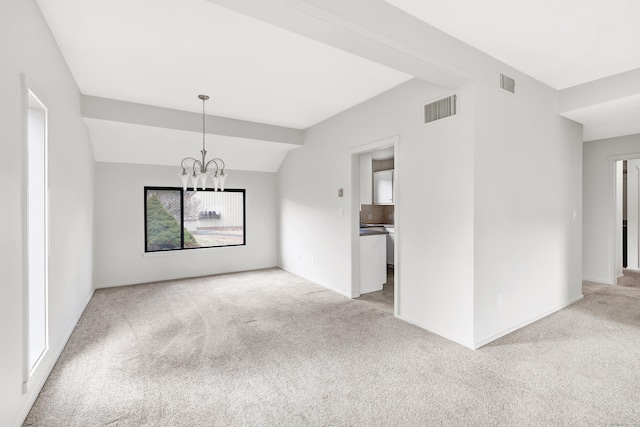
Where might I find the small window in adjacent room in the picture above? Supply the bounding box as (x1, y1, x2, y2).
(144, 187, 245, 252)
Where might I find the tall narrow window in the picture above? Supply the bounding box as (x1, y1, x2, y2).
(25, 89, 49, 379)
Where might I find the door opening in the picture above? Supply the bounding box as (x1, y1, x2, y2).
(617, 158, 640, 286)
(350, 136, 399, 316)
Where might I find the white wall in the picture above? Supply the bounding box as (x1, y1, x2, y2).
(0, 0, 94, 425)
(278, 78, 477, 346)
(583, 134, 640, 283)
(94, 163, 279, 287)
(472, 65, 583, 345)
(279, 71, 582, 348)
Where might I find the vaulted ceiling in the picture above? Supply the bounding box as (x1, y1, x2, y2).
(36, 0, 640, 171)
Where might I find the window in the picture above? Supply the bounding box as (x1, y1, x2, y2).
(144, 187, 245, 252)
(25, 88, 49, 380)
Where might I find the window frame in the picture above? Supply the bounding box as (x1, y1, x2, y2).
(144, 186, 246, 253)
(22, 82, 50, 390)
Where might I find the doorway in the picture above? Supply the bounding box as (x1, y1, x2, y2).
(350, 136, 399, 316)
(615, 158, 640, 288)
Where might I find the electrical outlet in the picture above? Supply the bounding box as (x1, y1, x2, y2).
(492, 294, 503, 307)
(368, 214, 373, 220)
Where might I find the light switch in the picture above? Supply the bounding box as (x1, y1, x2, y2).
(338, 188, 343, 197)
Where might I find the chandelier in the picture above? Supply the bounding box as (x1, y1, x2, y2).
(179, 94, 227, 191)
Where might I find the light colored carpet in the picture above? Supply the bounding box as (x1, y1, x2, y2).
(356, 266, 394, 314)
(618, 269, 640, 288)
(24, 268, 640, 426)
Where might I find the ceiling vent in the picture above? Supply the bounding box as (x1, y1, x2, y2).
(424, 94, 457, 124)
(500, 73, 515, 93)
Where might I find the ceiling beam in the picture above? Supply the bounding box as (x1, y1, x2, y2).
(205, 0, 474, 89)
(82, 95, 305, 146)
(559, 68, 640, 114)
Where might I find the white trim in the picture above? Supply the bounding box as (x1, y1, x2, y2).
(397, 314, 475, 350)
(349, 135, 399, 154)
(472, 295, 584, 349)
(96, 265, 281, 289)
(17, 289, 95, 427)
(277, 265, 352, 299)
(349, 136, 400, 316)
(402, 295, 584, 350)
(608, 153, 640, 288)
(142, 244, 245, 257)
(22, 77, 51, 387)
(582, 276, 611, 285)
(20, 76, 29, 396)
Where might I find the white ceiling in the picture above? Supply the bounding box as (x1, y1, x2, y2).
(385, 0, 640, 90)
(384, 0, 640, 142)
(35, 0, 411, 129)
(35, 0, 640, 167)
(84, 118, 298, 173)
(561, 93, 640, 142)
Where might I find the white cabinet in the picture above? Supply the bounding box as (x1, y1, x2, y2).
(373, 170, 393, 205)
(359, 233, 386, 294)
(359, 153, 373, 205)
(385, 227, 395, 266)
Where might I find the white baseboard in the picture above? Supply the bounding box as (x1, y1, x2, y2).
(278, 264, 352, 299)
(472, 295, 584, 349)
(398, 295, 584, 351)
(397, 314, 476, 350)
(582, 276, 612, 285)
(16, 288, 95, 427)
(96, 265, 281, 289)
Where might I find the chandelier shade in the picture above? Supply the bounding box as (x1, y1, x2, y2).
(179, 94, 227, 191)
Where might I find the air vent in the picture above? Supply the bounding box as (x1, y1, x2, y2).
(500, 73, 515, 93)
(424, 94, 457, 124)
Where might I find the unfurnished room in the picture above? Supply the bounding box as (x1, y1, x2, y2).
(3, 0, 640, 425)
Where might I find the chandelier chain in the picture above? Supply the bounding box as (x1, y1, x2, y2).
(202, 96, 206, 152)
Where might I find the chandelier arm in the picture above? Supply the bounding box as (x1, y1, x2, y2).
(181, 157, 203, 174)
(180, 157, 199, 169)
(204, 159, 220, 175)
(209, 158, 226, 173)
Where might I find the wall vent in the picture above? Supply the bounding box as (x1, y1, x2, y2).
(500, 73, 515, 93)
(424, 94, 457, 124)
